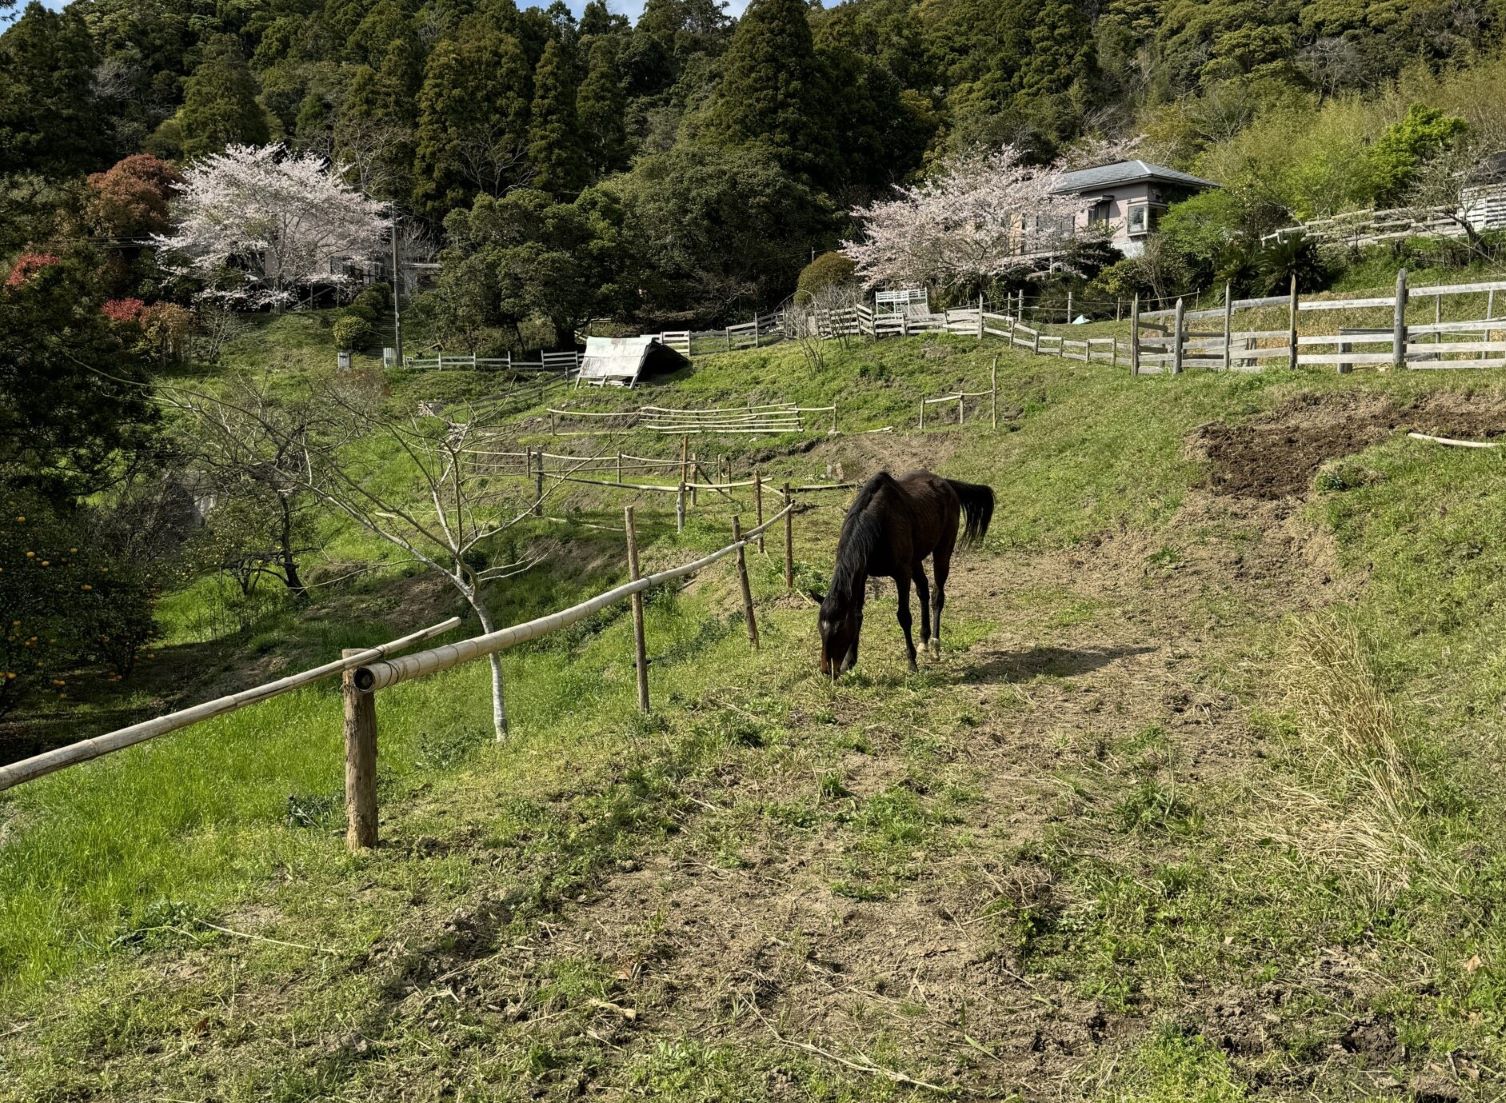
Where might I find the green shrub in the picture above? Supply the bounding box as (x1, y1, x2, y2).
(796, 251, 857, 303)
(332, 314, 375, 351)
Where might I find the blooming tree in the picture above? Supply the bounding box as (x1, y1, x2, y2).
(155, 144, 390, 309)
(841, 146, 1095, 291)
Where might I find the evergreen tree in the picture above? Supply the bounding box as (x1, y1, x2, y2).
(579, 0, 629, 39)
(699, 0, 828, 178)
(0, 4, 105, 176)
(413, 25, 533, 222)
(577, 38, 629, 178)
(528, 40, 588, 196)
(177, 34, 271, 159)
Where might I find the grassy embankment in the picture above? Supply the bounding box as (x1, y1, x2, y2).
(4, 321, 1506, 1099)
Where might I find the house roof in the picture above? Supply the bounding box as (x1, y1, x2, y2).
(1052, 160, 1218, 196)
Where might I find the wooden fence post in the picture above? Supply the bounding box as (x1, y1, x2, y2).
(1435, 293, 1442, 349)
(753, 312, 760, 348)
(1489, 287, 1495, 320)
(733, 516, 759, 650)
(919, 399, 925, 430)
(1171, 298, 1185, 375)
(754, 471, 765, 552)
(1287, 273, 1299, 370)
(1130, 294, 1141, 376)
(783, 483, 794, 593)
(676, 482, 686, 532)
(977, 293, 985, 339)
(342, 649, 378, 851)
(533, 449, 544, 516)
(990, 357, 998, 429)
(957, 394, 964, 425)
(1018, 289, 1025, 320)
(679, 434, 689, 487)
(690, 452, 699, 507)
(1222, 282, 1233, 372)
(616, 451, 623, 484)
(1066, 288, 1073, 322)
(1393, 268, 1409, 372)
(624, 507, 650, 714)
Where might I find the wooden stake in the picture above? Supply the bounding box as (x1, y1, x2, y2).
(1287, 273, 1299, 371)
(957, 394, 964, 425)
(733, 517, 759, 650)
(1222, 281, 1233, 371)
(1393, 268, 1409, 372)
(919, 399, 925, 430)
(532, 448, 544, 516)
(990, 358, 998, 429)
(679, 434, 689, 486)
(783, 483, 794, 593)
(1171, 297, 1185, 375)
(624, 508, 650, 713)
(690, 452, 699, 507)
(754, 471, 765, 553)
(676, 483, 686, 532)
(1130, 294, 1141, 375)
(616, 451, 623, 484)
(342, 649, 378, 851)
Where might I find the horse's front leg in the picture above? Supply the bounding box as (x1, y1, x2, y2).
(895, 573, 918, 672)
(912, 565, 931, 654)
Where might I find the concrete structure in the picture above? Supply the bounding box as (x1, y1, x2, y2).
(1052, 160, 1217, 258)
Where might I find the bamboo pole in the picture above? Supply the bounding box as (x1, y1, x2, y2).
(0, 617, 462, 793)
(783, 483, 794, 592)
(343, 649, 379, 850)
(754, 471, 765, 552)
(733, 516, 759, 650)
(990, 358, 998, 429)
(625, 507, 650, 713)
(1393, 268, 1409, 372)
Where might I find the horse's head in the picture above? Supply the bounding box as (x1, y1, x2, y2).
(818, 592, 861, 679)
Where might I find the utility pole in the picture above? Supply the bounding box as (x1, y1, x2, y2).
(390, 215, 404, 366)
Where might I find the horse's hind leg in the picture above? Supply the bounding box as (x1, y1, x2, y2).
(930, 547, 951, 659)
(895, 573, 918, 672)
(912, 565, 932, 654)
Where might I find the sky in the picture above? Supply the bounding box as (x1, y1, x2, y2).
(5, 0, 753, 27)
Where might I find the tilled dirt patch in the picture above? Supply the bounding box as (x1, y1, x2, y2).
(1193, 391, 1506, 499)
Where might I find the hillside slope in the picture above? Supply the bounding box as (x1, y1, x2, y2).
(4, 338, 1506, 1100)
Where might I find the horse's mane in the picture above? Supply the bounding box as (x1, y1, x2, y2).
(825, 471, 895, 611)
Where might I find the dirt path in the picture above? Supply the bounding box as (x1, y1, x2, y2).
(414, 484, 1337, 1099)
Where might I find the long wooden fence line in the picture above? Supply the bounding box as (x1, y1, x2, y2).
(341, 502, 799, 847)
(544, 400, 839, 436)
(1130, 271, 1506, 375)
(0, 617, 464, 795)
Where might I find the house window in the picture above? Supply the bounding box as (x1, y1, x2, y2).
(1127, 203, 1150, 235)
(1089, 200, 1113, 226)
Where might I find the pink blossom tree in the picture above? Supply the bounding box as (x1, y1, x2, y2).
(841, 147, 1098, 292)
(155, 144, 390, 309)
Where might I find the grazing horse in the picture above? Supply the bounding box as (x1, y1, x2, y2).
(818, 470, 994, 677)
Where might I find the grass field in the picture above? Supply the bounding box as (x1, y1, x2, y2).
(4, 323, 1506, 1099)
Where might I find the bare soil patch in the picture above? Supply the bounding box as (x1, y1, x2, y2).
(1195, 391, 1506, 499)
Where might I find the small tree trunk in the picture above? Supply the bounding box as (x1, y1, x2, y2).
(470, 601, 508, 740)
(278, 497, 307, 600)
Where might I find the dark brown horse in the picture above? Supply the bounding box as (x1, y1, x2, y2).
(818, 470, 994, 677)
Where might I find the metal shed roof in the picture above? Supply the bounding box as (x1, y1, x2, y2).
(1052, 160, 1218, 196)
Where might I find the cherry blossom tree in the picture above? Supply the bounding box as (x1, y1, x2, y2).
(841, 146, 1097, 292)
(155, 144, 390, 309)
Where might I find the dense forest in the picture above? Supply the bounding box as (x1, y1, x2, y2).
(3, 0, 1506, 328)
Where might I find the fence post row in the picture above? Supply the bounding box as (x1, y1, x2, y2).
(624, 506, 650, 714)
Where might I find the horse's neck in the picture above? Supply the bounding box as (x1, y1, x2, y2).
(831, 561, 868, 611)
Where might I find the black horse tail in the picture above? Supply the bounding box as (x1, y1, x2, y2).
(946, 479, 994, 548)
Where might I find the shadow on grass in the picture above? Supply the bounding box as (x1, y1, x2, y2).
(953, 643, 1157, 684)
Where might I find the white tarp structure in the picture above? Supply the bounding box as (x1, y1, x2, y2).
(577, 336, 687, 387)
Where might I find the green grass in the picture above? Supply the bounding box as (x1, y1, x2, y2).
(10, 322, 1506, 1098)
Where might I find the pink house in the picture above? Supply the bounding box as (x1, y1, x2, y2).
(1052, 160, 1217, 258)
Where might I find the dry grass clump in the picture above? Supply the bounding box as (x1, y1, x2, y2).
(1262, 614, 1458, 902)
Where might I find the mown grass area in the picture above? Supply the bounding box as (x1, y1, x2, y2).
(7, 325, 1506, 1098)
